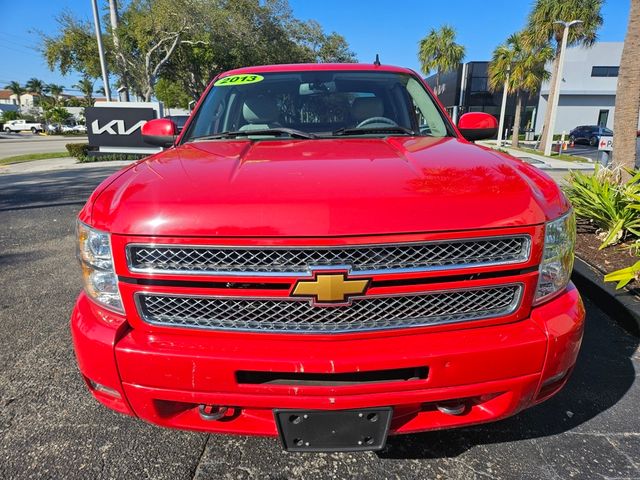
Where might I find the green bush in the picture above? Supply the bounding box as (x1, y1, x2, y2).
(66, 143, 147, 162)
(66, 143, 92, 159)
(77, 153, 147, 163)
(565, 166, 640, 249)
(1, 110, 20, 121)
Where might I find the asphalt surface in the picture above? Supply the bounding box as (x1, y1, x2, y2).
(564, 143, 602, 163)
(0, 133, 87, 159)
(1, 167, 639, 480)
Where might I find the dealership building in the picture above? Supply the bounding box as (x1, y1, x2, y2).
(427, 42, 624, 136)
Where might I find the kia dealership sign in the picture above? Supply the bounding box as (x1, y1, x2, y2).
(85, 101, 163, 154)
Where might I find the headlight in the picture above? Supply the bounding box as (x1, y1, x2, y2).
(534, 211, 576, 304)
(76, 221, 123, 313)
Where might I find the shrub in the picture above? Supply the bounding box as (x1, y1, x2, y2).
(66, 143, 91, 159)
(77, 153, 147, 163)
(565, 166, 640, 249)
(1, 110, 20, 121)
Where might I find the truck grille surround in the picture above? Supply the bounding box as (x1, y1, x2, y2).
(127, 235, 531, 333)
(136, 285, 523, 333)
(127, 236, 530, 275)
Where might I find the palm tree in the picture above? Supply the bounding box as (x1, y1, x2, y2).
(25, 78, 46, 106)
(46, 84, 65, 106)
(612, 0, 640, 176)
(418, 25, 465, 95)
(4, 81, 25, 109)
(489, 32, 553, 148)
(526, 0, 604, 153)
(73, 77, 95, 107)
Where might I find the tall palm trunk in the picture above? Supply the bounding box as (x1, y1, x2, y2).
(612, 0, 640, 177)
(511, 92, 524, 149)
(538, 45, 561, 152)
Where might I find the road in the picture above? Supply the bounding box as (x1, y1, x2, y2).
(0, 167, 639, 479)
(0, 133, 87, 160)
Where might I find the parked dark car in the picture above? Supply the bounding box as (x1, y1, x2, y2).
(569, 125, 613, 146)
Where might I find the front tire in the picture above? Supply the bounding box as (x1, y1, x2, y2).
(31, 127, 37, 134)
(589, 136, 598, 147)
(4, 127, 11, 133)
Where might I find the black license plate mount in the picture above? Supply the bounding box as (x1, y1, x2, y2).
(274, 407, 392, 452)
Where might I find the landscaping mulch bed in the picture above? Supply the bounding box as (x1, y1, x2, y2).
(576, 220, 640, 297)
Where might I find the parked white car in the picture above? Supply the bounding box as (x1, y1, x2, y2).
(3, 119, 44, 133)
(61, 124, 87, 134)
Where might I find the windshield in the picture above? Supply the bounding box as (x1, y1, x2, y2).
(182, 70, 452, 142)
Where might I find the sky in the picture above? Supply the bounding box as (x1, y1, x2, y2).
(0, 0, 631, 95)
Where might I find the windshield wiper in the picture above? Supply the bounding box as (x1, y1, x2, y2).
(331, 126, 416, 137)
(191, 128, 316, 141)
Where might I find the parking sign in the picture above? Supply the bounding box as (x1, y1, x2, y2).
(598, 136, 613, 152)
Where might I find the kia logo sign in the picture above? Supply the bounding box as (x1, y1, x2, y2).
(85, 103, 162, 153)
(91, 119, 147, 135)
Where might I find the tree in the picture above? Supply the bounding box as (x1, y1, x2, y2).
(73, 77, 95, 107)
(46, 106, 71, 124)
(612, 0, 640, 175)
(46, 84, 65, 106)
(1, 110, 20, 121)
(526, 0, 604, 152)
(42, 0, 356, 102)
(113, 0, 205, 101)
(154, 78, 191, 109)
(163, 0, 353, 100)
(25, 78, 47, 106)
(292, 20, 356, 63)
(40, 13, 104, 79)
(488, 32, 552, 148)
(418, 25, 465, 94)
(5, 81, 25, 108)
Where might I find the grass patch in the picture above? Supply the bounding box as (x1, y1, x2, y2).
(0, 151, 69, 166)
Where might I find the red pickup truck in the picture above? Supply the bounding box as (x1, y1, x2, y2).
(72, 63, 584, 452)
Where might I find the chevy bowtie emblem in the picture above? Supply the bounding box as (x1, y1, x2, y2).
(292, 272, 370, 306)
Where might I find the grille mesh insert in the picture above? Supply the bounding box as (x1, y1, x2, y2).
(128, 237, 529, 275)
(137, 285, 522, 333)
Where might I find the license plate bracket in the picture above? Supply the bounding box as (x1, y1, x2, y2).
(274, 408, 392, 452)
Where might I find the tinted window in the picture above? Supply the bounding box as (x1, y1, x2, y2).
(183, 71, 451, 141)
(591, 66, 619, 77)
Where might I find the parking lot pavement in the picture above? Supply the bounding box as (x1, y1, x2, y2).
(0, 133, 87, 160)
(564, 144, 601, 163)
(1, 167, 639, 480)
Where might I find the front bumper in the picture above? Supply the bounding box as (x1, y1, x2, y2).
(71, 284, 584, 436)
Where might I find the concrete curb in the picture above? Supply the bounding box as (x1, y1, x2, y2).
(572, 256, 640, 336)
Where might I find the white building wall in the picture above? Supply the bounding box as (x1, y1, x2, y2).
(534, 42, 622, 135)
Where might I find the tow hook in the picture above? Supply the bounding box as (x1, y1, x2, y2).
(198, 404, 229, 421)
(436, 402, 467, 416)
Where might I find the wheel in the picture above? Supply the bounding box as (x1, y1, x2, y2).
(589, 136, 598, 147)
(31, 127, 37, 134)
(4, 127, 11, 133)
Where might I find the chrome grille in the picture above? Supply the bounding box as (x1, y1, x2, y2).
(136, 285, 522, 333)
(127, 236, 530, 275)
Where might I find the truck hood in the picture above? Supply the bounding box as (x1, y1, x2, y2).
(89, 136, 569, 237)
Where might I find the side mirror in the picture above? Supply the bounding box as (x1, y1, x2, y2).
(141, 118, 177, 147)
(457, 112, 498, 142)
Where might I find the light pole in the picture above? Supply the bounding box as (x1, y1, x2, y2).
(543, 19, 582, 156)
(91, 0, 111, 102)
(497, 64, 511, 147)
